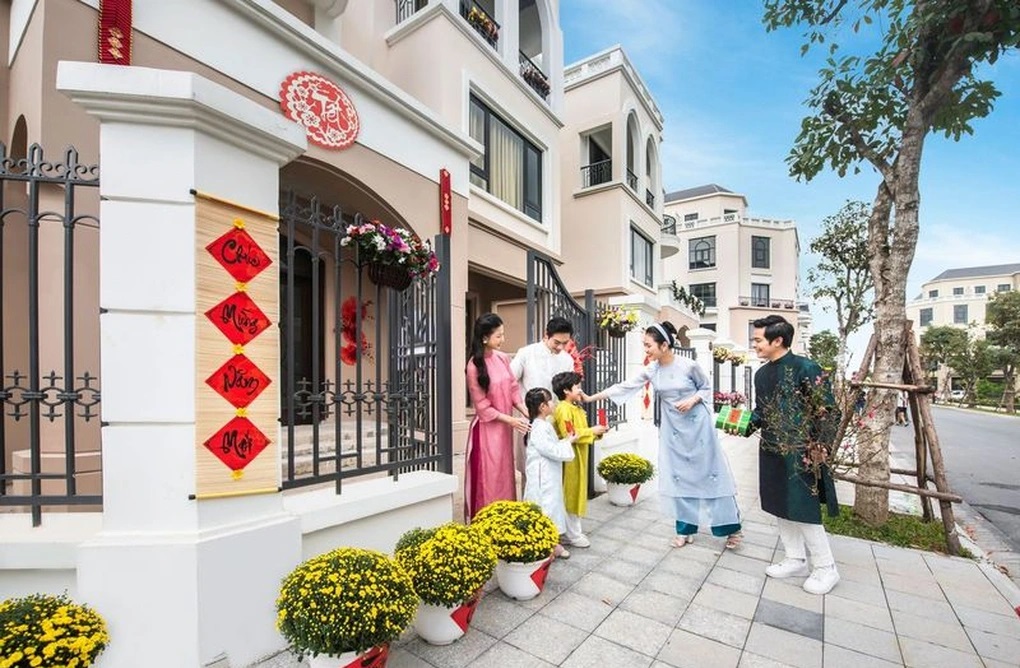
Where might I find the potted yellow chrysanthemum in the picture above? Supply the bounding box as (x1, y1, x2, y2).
(598, 453, 655, 506)
(470, 501, 560, 601)
(0, 593, 109, 668)
(275, 547, 417, 667)
(395, 523, 496, 645)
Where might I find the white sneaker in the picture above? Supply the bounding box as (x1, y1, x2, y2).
(566, 534, 591, 548)
(765, 558, 809, 579)
(803, 566, 840, 595)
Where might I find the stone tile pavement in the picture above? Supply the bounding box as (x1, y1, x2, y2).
(255, 429, 1020, 668)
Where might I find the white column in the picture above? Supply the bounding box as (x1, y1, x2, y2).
(58, 62, 306, 668)
(688, 328, 717, 391)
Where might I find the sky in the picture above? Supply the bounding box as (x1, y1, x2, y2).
(560, 1, 1020, 365)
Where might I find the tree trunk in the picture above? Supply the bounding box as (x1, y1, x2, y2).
(855, 118, 922, 526)
(1004, 367, 1016, 413)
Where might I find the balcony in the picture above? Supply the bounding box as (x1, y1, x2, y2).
(580, 159, 612, 188)
(626, 168, 637, 191)
(519, 51, 550, 100)
(460, 1, 499, 49)
(660, 214, 679, 259)
(645, 189, 655, 209)
(738, 296, 798, 310)
(395, 0, 428, 23)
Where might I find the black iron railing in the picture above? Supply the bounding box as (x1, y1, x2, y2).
(278, 192, 451, 493)
(459, 0, 499, 48)
(519, 51, 550, 100)
(738, 296, 796, 309)
(626, 168, 637, 191)
(662, 214, 677, 235)
(395, 0, 428, 23)
(0, 144, 102, 526)
(526, 251, 627, 496)
(645, 189, 655, 209)
(580, 159, 612, 188)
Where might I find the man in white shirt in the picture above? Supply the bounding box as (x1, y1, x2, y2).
(510, 316, 576, 495)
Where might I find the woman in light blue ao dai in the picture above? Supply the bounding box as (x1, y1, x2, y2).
(585, 321, 743, 548)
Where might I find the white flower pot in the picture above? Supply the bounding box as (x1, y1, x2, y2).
(606, 482, 641, 506)
(413, 593, 481, 645)
(494, 556, 553, 601)
(307, 644, 389, 668)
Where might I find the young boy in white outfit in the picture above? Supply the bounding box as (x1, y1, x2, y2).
(522, 387, 576, 559)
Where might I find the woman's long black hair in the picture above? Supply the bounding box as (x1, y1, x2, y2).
(470, 313, 503, 393)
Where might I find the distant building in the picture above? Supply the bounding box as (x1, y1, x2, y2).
(661, 185, 811, 353)
(907, 263, 1020, 337)
(907, 263, 1020, 396)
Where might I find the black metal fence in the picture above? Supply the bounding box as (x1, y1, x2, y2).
(459, 0, 499, 48)
(580, 160, 612, 188)
(396, 0, 428, 23)
(524, 250, 626, 427)
(0, 144, 102, 526)
(278, 191, 451, 493)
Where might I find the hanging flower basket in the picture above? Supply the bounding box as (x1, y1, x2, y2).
(605, 324, 629, 339)
(367, 262, 413, 291)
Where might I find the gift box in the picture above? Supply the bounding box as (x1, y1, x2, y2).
(715, 406, 753, 436)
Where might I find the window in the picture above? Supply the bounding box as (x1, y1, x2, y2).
(919, 308, 933, 327)
(469, 95, 543, 221)
(701, 323, 717, 332)
(975, 285, 986, 295)
(689, 235, 716, 269)
(689, 283, 716, 308)
(751, 283, 770, 307)
(997, 283, 1011, 292)
(953, 304, 968, 324)
(928, 289, 938, 298)
(751, 236, 771, 269)
(684, 213, 698, 222)
(630, 227, 653, 286)
(953, 287, 964, 296)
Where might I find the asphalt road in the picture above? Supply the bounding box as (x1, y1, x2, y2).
(889, 405, 1020, 550)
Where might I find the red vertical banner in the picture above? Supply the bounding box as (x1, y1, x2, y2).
(440, 168, 452, 235)
(98, 0, 132, 65)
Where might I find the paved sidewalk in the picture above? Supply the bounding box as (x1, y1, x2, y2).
(257, 429, 1020, 668)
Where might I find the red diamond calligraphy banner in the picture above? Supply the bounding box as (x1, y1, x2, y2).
(204, 291, 271, 346)
(203, 416, 270, 473)
(194, 193, 279, 497)
(206, 226, 272, 283)
(205, 355, 271, 408)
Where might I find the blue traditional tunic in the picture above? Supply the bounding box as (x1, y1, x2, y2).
(604, 358, 741, 536)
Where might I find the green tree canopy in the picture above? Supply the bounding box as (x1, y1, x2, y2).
(985, 290, 1020, 412)
(764, 0, 1020, 528)
(807, 200, 874, 372)
(809, 330, 841, 371)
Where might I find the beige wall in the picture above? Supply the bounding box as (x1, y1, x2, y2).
(558, 52, 662, 299)
(2, 0, 476, 492)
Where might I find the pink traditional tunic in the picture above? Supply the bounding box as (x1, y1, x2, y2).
(465, 351, 522, 520)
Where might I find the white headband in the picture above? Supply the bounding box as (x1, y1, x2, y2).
(651, 323, 673, 347)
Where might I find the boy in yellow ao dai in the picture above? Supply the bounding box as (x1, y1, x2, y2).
(551, 371, 607, 547)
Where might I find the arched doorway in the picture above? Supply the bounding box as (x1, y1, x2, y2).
(277, 159, 451, 489)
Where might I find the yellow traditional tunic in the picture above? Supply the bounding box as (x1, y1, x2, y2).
(552, 400, 597, 516)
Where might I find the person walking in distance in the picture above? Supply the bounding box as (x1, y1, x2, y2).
(741, 315, 841, 595)
(510, 317, 575, 495)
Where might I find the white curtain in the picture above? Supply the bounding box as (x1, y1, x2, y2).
(490, 117, 523, 211)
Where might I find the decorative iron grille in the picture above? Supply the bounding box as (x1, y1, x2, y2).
(278, 191, 451, 493)
(525, 250, 628, 495)
(0, 144, 102, 526)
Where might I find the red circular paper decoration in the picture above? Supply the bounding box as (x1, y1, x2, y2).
(280, 71, 360, 150)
